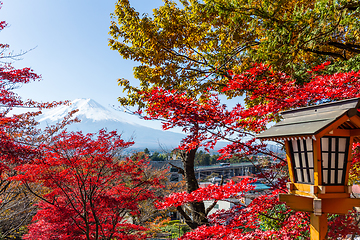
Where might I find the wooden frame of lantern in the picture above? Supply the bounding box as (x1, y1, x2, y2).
(257, 98, 360, 240)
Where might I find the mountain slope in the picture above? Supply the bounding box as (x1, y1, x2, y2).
(38, 99, 129, 123)
(39, 99, 185, 150)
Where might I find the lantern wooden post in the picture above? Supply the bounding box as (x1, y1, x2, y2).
(311, 137, 327, 240)
(310, 213, 327, 240)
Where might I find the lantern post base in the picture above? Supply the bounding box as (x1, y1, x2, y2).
(310, 213, 327, 240)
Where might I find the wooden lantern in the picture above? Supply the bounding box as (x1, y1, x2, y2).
(257, 98, 360, 239)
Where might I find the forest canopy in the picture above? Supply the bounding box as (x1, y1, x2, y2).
(109, 0, 360, 108)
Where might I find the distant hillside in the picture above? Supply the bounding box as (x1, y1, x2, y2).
(38, 98, 185, 150)
(37, 99, 281, 153)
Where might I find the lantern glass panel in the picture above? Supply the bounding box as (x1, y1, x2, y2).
(322, 153, 328, 168)
(323, 171, 328, 183)
(331, 170, 336, 184)
(322, 138, 329, 151)
(339, 138, 347, 152)
(331, 140, 336, 151)
(338, 170, 343, 183)
(309, 169, 314, 183)
(301, 153, 306, 166)
(300, 141, 304, 151)
(306, 139, 313, 151)
(292, 141, 298, 151)
(308, 153, 314, 167)
(339, 153, 345, 167)
(294, 153, 300, 166)
(331, 153, 336, 168)
(289, 139, 314, 184)
(296, 169, 302, 182)
(321, 137, 349, 186)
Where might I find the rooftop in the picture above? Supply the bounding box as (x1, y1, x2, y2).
(195, 162, 256, 171)
(257, 98, 360, 141)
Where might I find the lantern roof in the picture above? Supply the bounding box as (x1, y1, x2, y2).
(257, 98, 360, 140)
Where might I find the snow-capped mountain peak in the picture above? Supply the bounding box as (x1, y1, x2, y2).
(38, 98, 127, 123)
(36, 98, 186, 150)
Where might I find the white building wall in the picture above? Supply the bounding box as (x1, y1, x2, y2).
(204, 200, 235, 216)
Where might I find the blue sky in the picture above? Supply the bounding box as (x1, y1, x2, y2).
(2, 0, 243, 131)
(1, 0, 164, 108)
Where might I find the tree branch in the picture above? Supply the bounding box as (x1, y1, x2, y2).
(168, 162, 185, 176)
(303, 48, 346, 60)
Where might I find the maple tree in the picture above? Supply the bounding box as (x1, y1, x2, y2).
(109, 0, 360, 109)
(109, 1, 360, 238)
(0, 2, 78, 237)
(124, 63, 360, 239)
(13, 130, 164, 240)
(108, 1, 360, 238)
(0, 25, 41, 238)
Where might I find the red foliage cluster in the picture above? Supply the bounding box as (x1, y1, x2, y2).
(0, 24, 42, 172)
(137, 63, 360, 160)
(138, 64, 360, 239)
(327, 210, 360, 239)
(0, 3, 71, 174)
(1, 5, 159, 238)
(14, 130, 164, 239)
(156, 178, 255, 210)
(171, 189, 310, 239)
(135, 88, 229, 151)
(224, 63, 360, 118)
(2, 1, 360, 236)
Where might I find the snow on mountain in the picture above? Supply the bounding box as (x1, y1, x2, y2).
(38, 98, 185, 150)
(38, 98, 130, 123)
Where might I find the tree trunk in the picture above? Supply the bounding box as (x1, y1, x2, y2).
(180, 148, 208, 229)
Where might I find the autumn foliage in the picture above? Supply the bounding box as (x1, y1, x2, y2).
(134, 63, 360, 239)
(3, 0, 360, 238)
(108, 0, 360, 238)
(13, 130, 164, 239)
(0, 3, 59, 236)
(0, 2, 72, 174)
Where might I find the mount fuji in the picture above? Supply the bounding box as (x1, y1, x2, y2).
(38, 99, 185, 150)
